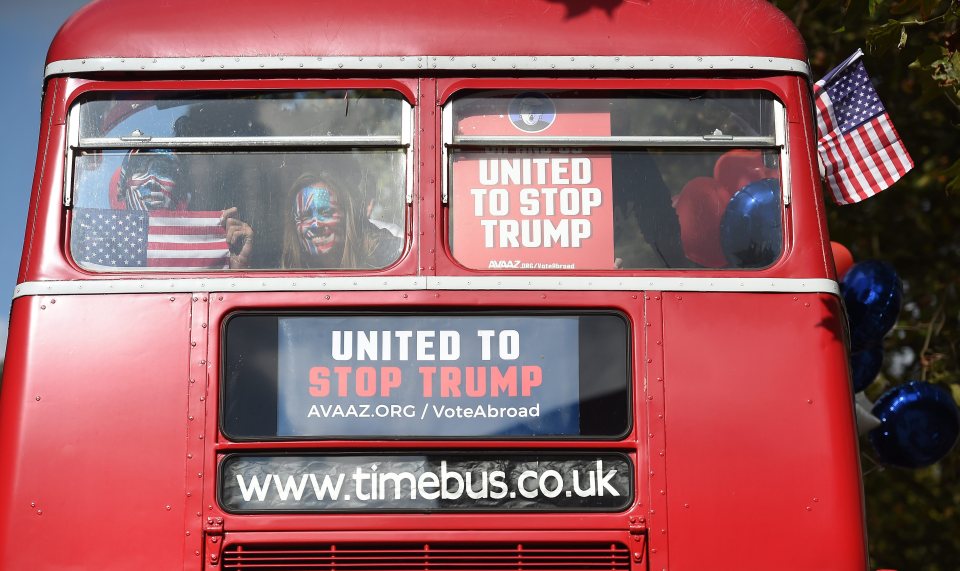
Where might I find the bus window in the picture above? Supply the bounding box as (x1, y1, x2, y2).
(447, 90, 783, 270)
(68, 90, 409, 271)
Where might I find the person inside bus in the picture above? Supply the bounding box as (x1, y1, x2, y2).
(116, 149, 255, 269)
(281, 172, 401, 269)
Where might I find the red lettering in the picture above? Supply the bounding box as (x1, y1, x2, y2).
(333, 366, 353, 396)
(420, 366, 437, 397)
(440, 367, 462, 397)
(381, 367, 401, 396)
(356, 367, 377, 397)
(491, 366, 518, 396)
(308, 366, 329, 397)
(465, 366, 487, 397)
(521, 366, 542, 396)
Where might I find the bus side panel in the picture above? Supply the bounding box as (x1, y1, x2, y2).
(660, 292, 865, 570)
(0, 294, 193, 571)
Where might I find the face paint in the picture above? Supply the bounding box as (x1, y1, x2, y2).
(295, 184, 344, 262)
(125, 155, 181, 210)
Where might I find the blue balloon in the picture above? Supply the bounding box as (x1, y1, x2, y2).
(720, 178, 781, 268)
(869, 381, 960, 468)
(850, 345, 883, 393)
(842, 261, 902, 351)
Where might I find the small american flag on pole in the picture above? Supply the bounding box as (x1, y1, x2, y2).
(814, 49, 913, 205)
(72, 208, 229, 270)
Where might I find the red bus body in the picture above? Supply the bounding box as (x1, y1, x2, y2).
(0, 1, 865, 570)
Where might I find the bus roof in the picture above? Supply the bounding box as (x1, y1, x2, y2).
(47, 0, 807, 74)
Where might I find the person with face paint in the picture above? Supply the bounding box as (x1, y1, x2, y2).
(281, 173, 401, 269)
(116, 150, 255, 269)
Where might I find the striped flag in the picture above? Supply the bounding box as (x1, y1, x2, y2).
(813, 50, 913, 205)
(72, 208, 229, 270)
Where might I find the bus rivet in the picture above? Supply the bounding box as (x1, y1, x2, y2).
(191, 342, 197, 347)
(325, 295, 331, 300)
(201, 323, 207, 328)
(187, 454, 193, 459)
(190, 378, 196, 383)
(186, 530, 190, 535)
(198, 434, 204, 440)
(40, 305, 46, 310)
(193, 297, 198, 301)
(35, 396, 41, 401)
(633, 552, 642, 560)
(36, 510, 42, 515)
(165, 505, 171, 511)
(50, 299, 56, 304)
(659, 490, 665, 495)
(646, 358, 653, 363)
(198, 473, 203, 478)
(187, 492, 192, 497)
(806, 506, 813, 511)
(648, 395, 654, 400)
(202, 297, 208, 302)
(200, 360, 206, 365)
(684, 503, 690, 508)
(30, 502, 36, 507)
(170, 297, 175, 301)
(195, 550, 200, 556)
(212, 537, 219, 543)
(629, 517, 636, 523)
(200, 396, 205, 401)
(218, 296, 224, 301)
(189, 416, 194, 421)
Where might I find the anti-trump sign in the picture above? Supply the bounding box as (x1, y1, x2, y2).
(452, 92, 614, 270)
(277, 315, 581, 437)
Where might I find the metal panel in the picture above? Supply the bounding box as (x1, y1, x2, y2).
(12, 277, 841, 298)
(45, 55, 811, 79)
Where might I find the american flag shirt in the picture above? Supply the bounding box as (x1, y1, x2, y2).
(813, 50, 913, 205)
(72, 208, 229, 270)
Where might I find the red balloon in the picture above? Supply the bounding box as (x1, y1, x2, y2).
(714, 149, 778, 195)
(831, 241, 854, 278)
(675, 177, 731, 267)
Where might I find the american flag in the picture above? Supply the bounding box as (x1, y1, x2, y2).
(72, 208, 229, 270)
(813, 50, 913, 205)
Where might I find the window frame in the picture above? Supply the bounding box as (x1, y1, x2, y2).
(62, 79, 417, 274)
(439, 79, 791, 272)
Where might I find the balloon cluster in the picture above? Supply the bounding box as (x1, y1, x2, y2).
(836, 245, 960, 469)
(675, 150, 781, 268)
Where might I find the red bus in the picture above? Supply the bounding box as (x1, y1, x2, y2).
(0, 1, 866, 569)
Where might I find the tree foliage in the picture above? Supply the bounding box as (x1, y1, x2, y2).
(770, 1, 960, 568)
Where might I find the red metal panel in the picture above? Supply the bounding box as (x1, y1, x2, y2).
(200, 290, 646, 537)
(48, 0, 805, 64)
(660, 292, 866, 570)
(0, 294, 193, 571)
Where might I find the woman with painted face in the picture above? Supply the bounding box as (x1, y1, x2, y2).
(281, 173, 401, 269)
(116, 150, 255, 269)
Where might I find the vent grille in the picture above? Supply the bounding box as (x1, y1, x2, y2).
(222, 542, 632, 570)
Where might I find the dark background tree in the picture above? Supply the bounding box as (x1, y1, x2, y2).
(770, 1, 960, 569)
